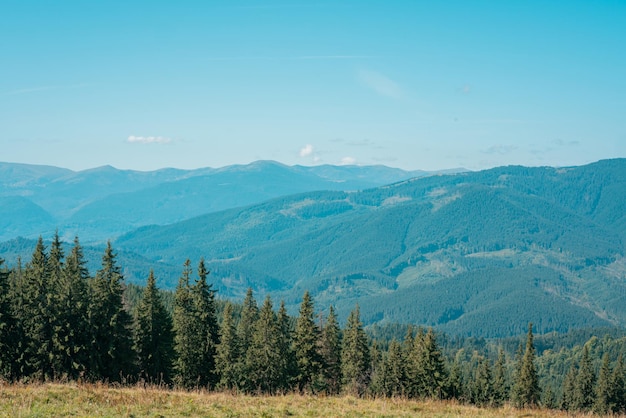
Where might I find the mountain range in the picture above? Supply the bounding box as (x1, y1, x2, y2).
(1, 159, 625, 337)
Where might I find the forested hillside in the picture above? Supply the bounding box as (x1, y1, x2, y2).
(109, 159, 626, 337)
(1, 240, 625, 415)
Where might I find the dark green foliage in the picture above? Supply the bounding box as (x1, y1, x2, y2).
(611, 355, 626, 413)
(471, 356, 493, 407)
(245, 295, 283, 393)
(276, 300, 296, 392)
(572, 344, 596, 412)
(215, 302, 240, 390)
(88, 242, 135, 381)
(341, 305, 370, 395)
(134, 270, 174, 384)
(379, 339, 406, 397)
(0, 259, 18, 380)
(293, 291, 321, 393)
(560, 364, 577, 411)
(19, 237, 54, 380)
(511, 323, 540, 408)
(318, 305, 342, 394)
(492, 348, 508, 406)
(53, 237, 91, 380)
(172, 259, 219, 389)
(594, 353, 612, 414)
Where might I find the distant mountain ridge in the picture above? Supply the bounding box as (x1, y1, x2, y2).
(2, 159, 625, 337)
(0, 160, 442, 242)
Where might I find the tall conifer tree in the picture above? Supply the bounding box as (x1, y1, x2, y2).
(215, 302, 240, 390)
(89, 241, 135, 381)
(134, 270, 174, 384)
(293, 291, 321, 393)
(341, 305, 370, 395)
(0, 259, 18, 380)
(319, 305, 342, 394)
(511, 323, 540, 408)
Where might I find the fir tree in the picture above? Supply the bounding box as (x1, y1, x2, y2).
(572, 344, 595, 412)
(492, 347, 508, 406)
(20, 237, 54, 380)
(382, 339, 406, 397)
(236, 287, 258, 389)
(293, 291, 321, 393)
(341, 305, 370, 395)
(471, 356, 493, 407)
(0, 259, 18, 380)
(276, 300, 296, 392)
(172, 259, 198, 388)
(611, 355, 625, 413)
(245, 295, 283, 393)
(560, 363, 577, 411)
(593, 352, 612, 415)
(421, 328, 449, 399)
(54, 237, 91, 380)
(511, 323, 540, 408)
(89, 241, 135, 382)
(215, 302, 240, 390)
(134, 270, 174, 384)
(190, 259, 219, 388)
(319, 305, 342, 394)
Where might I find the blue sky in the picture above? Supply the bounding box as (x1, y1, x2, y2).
(1, 1, 625, 171)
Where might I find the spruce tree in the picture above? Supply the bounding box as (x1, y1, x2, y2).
(319, 305, 342, 394)
(421, 328, 449, 399)
(54, 237, 91, 380)
(382, 339, 406, 397)
(89, 241, 135, 382)
(293, 291, 321, 393)
(594, 352, 612, 415)
(215, 302, 240, 390)
(20, 237, 54, 380)
(341, 305, 370, 395)
(560, 363, 577, 411)
(172, 259, 198, 388)
(471, 357, 493, 407)
(190, 259, 220, 388)
(245, 295, 283, 393)
(492, 347, 508, 406)
(134, 269, 174, 384)
(236, 287, 258, 389)
(277, 300, 296, 391)
(611, 354, 625, 413)
(511, 323, 540, 408)
(0, 259, 18, 380)
(572, 344, 595, 412)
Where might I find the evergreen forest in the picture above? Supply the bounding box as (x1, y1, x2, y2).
(1, 236, 625, 415)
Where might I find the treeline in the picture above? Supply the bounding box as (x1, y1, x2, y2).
(1, 236, 625, 415)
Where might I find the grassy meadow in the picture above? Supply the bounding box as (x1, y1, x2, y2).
(0, 383, 589, 417)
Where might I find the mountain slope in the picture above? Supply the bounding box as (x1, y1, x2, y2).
(110, 159, 626, 336)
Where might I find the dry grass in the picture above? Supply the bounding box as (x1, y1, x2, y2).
(0, 382, 590, 417)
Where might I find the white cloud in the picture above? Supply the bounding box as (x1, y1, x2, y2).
(340, 156, 356, 165)
(127, 135, 172, 144)
(358, 70, 403, 99)
(299, 144, 314, 157)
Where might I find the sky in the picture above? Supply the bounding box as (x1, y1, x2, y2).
(1, 1, 625, 172)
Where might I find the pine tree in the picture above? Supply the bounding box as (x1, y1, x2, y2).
(511, 323, 540, 408)
(471, 356, 493, 407)
(319, 305, 342, 394)
(236, 287, 258, 389)
(382, 339, 406, 397)
(134, 269, 174, 384)
(421, 328, 449, 399)
(215, 302, 240, 390)
(190, 259, 220, 388)
(276, 300, 296, 392)
(172, 259, 199, 388)
(594, 352, 612, 415)
(341, 305, 370, 395)
(560, 363, 577, 411)
(20, 237, 54, 380)
(245, 295, 283, 393)
(492, 347, 508, 406)
(611, 354, 625, 414)
(89, 241, 135, 382)
(53, 237, 91, 380)
(0, 259, 18, 380)
(293, 291, 321, 393)
(572, 344, 595, 412)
